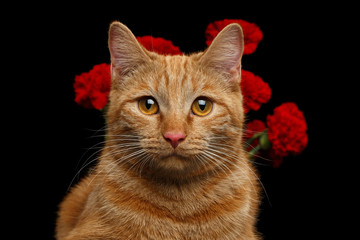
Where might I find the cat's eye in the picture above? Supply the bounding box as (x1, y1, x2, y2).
(191, 97, 213, 116)
(138, 97, 159, 115)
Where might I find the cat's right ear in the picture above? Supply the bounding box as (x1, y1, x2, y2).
(108, 22, 151, 78)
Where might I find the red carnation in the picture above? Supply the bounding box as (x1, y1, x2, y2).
(136, 36, 182, 55)
(244, 120, 266, 140)
(74, 63, 111, 110)
(241, 70, 271, 113)
(266, 102, 308, 157)
(205, 19, 263, 55)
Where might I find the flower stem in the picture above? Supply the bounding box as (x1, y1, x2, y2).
(248, 145, 261, 159)
(245, 132, 262, 146)
(245, 129, 267, 146)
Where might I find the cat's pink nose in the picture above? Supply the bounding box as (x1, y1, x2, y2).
(163, 132, 186, 149)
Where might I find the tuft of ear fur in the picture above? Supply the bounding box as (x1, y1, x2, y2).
(200, 23, 244, 84)
(108, 22, 151, 78)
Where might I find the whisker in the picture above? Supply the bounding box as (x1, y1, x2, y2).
(90, 133, 141, 138)
(124, 151, 150, 177)
(74, 136, 141, 174)
(242, 141, 272, 162)
(138, 154, 153, 178)
(209, 141, 272, 164)
(206, 144, 271, 206)
(205, 148, 256, 195)
(201, 151, 231, 177)
(68, 143, 142, 190)
(88, 148, 146, 186)
(193, 154, 211, 179)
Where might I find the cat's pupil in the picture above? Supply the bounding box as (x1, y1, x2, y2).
(145, 99, 155, 109)
(198, 100, 206, 111)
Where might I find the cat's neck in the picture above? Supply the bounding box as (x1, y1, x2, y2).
(96, 151, 250, 202)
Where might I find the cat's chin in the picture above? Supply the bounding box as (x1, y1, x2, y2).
(156, 154, 191, 172)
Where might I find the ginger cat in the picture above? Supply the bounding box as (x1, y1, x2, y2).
(56, 21, 261, 240)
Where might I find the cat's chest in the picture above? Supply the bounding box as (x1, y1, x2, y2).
(92, 182, 248, 239)
(108, 204, 244, 240)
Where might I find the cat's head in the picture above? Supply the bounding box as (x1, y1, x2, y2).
(106, 22, 245, 179)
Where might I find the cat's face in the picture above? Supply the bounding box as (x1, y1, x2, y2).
(106, 22, 245, 177)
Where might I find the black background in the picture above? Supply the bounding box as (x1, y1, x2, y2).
(6, 4, 344, 240)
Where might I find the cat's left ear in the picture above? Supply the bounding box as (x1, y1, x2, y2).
(200, 23, 244, 84)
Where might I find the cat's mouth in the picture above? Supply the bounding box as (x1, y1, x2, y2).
(155, 144, 200, 160)
(144, 143, 205, 173)
(163, 152, 187, 159)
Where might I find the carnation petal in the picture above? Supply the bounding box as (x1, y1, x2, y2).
(241, 70, 271, 113)
(205, 19, 263, 55)
(73, 63, 111, 110)
(136, 36, 182, 55)
(266, 102, 308, 157)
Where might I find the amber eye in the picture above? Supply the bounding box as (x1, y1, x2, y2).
(138, 97, 159, 115)
(191, 97, 213, 116)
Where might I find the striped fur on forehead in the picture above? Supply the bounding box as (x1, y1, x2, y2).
(146, 54, 243, 107)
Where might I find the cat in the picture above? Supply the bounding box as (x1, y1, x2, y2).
(56, 21, 262, 240)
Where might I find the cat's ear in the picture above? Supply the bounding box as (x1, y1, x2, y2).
(200, 23, 244, 84)
(108, 22, 151, 77)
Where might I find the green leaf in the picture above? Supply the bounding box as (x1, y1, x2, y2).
(259, 130, 271, 150)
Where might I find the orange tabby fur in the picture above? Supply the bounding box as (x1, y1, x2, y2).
(56, 22, 261, 240)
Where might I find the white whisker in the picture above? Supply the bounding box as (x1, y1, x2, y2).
(207, 143, 271, 206)
(88, 148, 146, 186)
